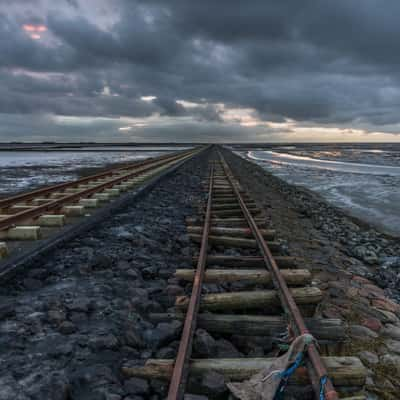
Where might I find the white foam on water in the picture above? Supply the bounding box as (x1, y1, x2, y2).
(238, 149, 400, 236)
(247, 150, 400, 176)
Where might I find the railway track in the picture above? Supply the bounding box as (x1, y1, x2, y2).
(0, 147, 202, 261)
(123, 150, 367, 399)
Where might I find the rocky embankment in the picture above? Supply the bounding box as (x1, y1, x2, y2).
(0, 152, 208, 400)
(0, 147, 399, 400)
(223, 148, 400, 400)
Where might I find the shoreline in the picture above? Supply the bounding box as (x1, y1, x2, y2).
(223, 149, 400, 302)
(0, 149, 398, 398)
(0, 156, 166, 199)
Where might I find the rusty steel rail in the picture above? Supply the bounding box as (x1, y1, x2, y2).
(167, 165, 214, 400)
(0, 149, 198, 232)
(0, 148, 195, 210)
(218, 152, 339, 400)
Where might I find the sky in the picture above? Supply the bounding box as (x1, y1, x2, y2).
(1, 0, 400, 143)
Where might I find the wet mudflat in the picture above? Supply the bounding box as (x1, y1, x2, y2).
(235, 143, 400, 237)
(0, 148, 186, 196)
(223, 148, 400, 399)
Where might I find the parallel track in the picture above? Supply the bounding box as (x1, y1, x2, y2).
(0, 147, 202, 260)
(124, 149, 367, 399)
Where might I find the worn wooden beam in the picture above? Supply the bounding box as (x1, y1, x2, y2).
(211, 203, 256, 211)
(189, 234, 280, 251)
(187, 226, 275, 240)
(149, 313, 346, 342)
(62, 205, 85, 216)
(0, 226, 41, 240)
(211, 208, 262, 217)
(196, 255, 299, 268)
(122, 357, 367, 388)
(186, 217, 266, 228)
(175, 268, 310, 286)
(176, 287, 322, 314)
(37, 214, 66, 227)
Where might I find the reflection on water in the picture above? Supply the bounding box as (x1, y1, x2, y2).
(248, 151, 400, 176)
(240, 149, 400, 236)
(0, 150, 167, 194)
(0, 150, 165, 168)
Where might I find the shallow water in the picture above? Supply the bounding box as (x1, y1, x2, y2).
(237, 147, 400, 237)
(248, 150, 400, 176)
(0, 149, 171, 195)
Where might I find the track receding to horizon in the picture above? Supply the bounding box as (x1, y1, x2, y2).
(123, 148, 367, 400)
(0, 147, 202, 266)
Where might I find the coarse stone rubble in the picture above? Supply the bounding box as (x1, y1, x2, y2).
(0, 147, 399, 399)
(222, 148, 400, 400)
(0, 153, 209, 400)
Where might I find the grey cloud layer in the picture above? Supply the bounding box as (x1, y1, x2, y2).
(1, 0, 400, 140)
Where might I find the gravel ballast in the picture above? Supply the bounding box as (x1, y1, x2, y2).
(0, 146, 399, 399)
(0, 151, 209, 400)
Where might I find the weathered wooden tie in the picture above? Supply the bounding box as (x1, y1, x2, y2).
(122, 357, 367, 389)
(149, 313, 346, 342)
(187, 226, 275, 239)
(0, 226, 41, 240)
(186, 217, 266, 228)
(200, 255, 300, 268)
(175, 268, 311, 286)
(175, 287, 322, 315)
(189, 234, 280, 251)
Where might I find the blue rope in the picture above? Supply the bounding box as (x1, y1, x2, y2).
(274, 352, 304, 400)
(319, 376, 327, 400)
(278, 352, 303, 378)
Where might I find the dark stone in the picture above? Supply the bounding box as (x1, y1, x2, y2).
(216, 339, 243, 358)
(0, 375, 29, 400)
(23, 278, 42, 290)
(166, 284, 184, 296)
(23, 370, 70, 400)
(27, 268, 48, 279)
(0, 299, 16, 319)
(124, 329, 145, 349)
(158, 269, 171, 279)
(48, 342, 74, 358)
(124, 378, 149, 395)
(58, 321, 77, 334)
(69, 312, 88, 323)
(193, 329, 217, 357)
(150, 379, 168, 396)
(142, 267, 158, 279)
(126, 269, 141, 280)
(199, 371, 227, 397)
(47, 310, 66, 324)
(65, 298, 92, 313)
(116, 260, 131, 270)
(155, 346, 175, 358)
(184, 395, 209, 400)
(69, 365, 118, 398)
(144, 320, 182, 348)
(91, 254, 112, 269)
(88, 334, 119, 350)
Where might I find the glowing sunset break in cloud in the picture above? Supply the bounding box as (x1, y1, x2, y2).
(22, 24, 47, 39)
(1, 1, 399, 142)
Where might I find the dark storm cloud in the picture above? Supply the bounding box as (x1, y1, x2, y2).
(2, 0, 400, 140)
